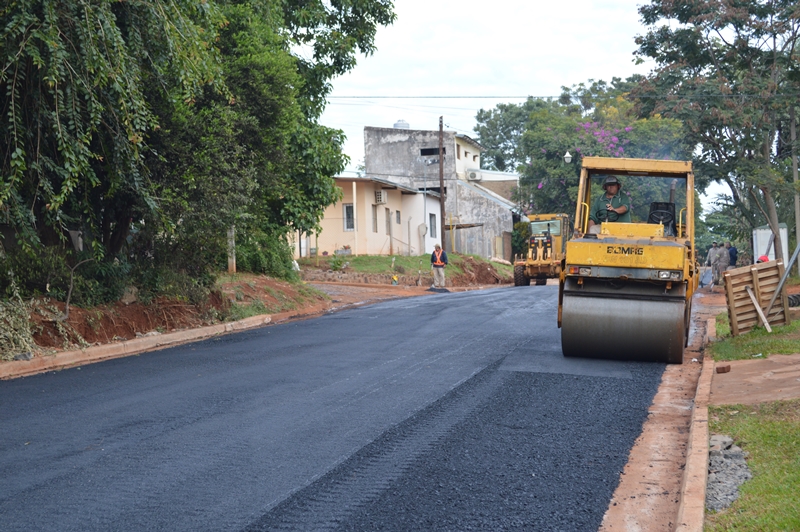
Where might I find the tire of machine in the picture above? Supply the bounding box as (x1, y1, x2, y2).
(514, 266, 526, 287)
(561, 292, 686, 364)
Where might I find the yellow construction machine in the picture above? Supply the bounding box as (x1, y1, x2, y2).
(514, 213, 569, 286)
(558, 157, 698, 364)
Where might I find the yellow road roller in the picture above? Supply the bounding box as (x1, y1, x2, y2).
(558, 157, 698, 363)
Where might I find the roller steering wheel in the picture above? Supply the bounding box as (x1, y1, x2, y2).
(595, 207, 620, 223)
(648, 209, 674, 225)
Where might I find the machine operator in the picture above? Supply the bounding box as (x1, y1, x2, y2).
(587, 176, 631, 233)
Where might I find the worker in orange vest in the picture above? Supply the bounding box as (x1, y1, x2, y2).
(431, 243, 448, 288)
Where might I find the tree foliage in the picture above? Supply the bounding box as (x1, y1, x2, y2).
(1, 0, 395, 301)
(1, 0, 226, 253)
(632, 0, 800, 261)
(474, 77, 694, 217)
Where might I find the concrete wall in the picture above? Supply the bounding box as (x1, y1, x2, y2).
(401, 193, 443, 254)
(364, 127, 456, 184)
(444, 181, 514, 258)
(454, 137, 482, 176)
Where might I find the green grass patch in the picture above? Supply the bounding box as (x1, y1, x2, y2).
(226, 300, 269, 321)
(715, 312, 731, 338)
(298, 253, 512, 278)
(706, 400, 800, 531)
(708, 317, 800, 361)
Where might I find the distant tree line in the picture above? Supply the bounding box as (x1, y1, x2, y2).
(1, 0, 395, 305)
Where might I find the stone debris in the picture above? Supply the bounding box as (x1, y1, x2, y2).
(706, 434, 751, 511)
(716, 364, 731, 374)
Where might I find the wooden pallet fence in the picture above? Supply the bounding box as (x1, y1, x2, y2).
(723, 260, 790, 336)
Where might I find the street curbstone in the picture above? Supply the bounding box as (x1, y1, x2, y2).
(675, 354, 714, 531)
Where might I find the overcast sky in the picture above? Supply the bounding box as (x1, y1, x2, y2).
(319, 0, 655, 171)
(318, 0, 726, 209)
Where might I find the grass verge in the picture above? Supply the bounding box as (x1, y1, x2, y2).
(705, 400, 800, 531)
(297, 253, 513, 278)
(708, 313, 800, 362)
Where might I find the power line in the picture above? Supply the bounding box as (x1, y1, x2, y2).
(328, 93, 800, 100)
(328, 96, 544, 99)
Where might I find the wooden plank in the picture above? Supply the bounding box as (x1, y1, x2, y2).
(751, 267, 762, 308)
(777, 260, 791, 325)
(745, 286, 772, 332)
(724, 271, 739, 336)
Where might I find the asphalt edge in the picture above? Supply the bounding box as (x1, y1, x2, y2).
(0, 314, 273, 380)
(674, 317, 716, 531)
(0, 284, 448, 381)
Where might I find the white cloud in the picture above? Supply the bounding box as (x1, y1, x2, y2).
(319, 0, 656, 169)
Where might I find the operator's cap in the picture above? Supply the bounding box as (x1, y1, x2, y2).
(712, 241, 717, 244)
(602, 176, 621, 189)
(757, 255, 769, 263)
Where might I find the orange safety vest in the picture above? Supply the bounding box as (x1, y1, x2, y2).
(433, 249, 445, 266)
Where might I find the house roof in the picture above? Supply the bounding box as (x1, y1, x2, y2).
(334, 175, 441, 197)
(455, 134, 485, 151)
(334, 175, 417, 194)
(458, 179, 523, 215)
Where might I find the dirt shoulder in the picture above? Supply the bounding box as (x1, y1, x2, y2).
(600, 284, 800, 532)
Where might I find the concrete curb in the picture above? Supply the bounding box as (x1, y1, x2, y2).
(0, 314, 273, 380)
(675, 318, 716, 531)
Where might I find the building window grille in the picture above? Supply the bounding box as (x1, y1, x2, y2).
(372, 205, 378, 233)
(344, 204, 354, 231)
(430, 213, 437, 238)
(385, 208, 391, 235)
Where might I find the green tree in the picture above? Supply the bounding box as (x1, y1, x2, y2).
(475, 77, 692, 217)
(1, 0, 225, 254)
(633, 0, 800, 262)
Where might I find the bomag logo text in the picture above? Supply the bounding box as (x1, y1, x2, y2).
(607, 246, 644, 255)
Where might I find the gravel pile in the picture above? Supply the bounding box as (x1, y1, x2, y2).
(706, 434, 751, 511)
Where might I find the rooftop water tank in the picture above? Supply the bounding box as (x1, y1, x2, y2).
(393, 119, 409, 129)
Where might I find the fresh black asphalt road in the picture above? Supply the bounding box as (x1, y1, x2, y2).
(0, 286, 665, 531)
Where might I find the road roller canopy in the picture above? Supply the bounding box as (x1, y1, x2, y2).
(529, 219, 562, 236)
(575, 157, 695, 239)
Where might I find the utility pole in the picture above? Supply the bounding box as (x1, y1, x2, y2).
(438, 116, 446, 250)
(792, 106, 799, 276)
(227, 225, 236, 273)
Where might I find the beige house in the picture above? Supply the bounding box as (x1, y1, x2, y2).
(294, 176, 442, 258)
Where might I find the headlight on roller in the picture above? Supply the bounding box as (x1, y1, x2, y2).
(659, 271, 682, 280)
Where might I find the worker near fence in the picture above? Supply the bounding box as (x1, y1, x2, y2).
(587, 176, 631, 233)
(706, 242, 721, 285)
(725, 241, 738, 269)
(714, 240, 730, 284)
(431, 243, 448, 288)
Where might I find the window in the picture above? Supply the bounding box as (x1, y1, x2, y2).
(429, 213, 437, 238)
(396, 210, 401, 224)
(372, 205, 378, 233)
(464, 151, 470, 159)
(385, 208, 391, 235)
(343, 204, 354, 231)
(473, 155, 478, 162)
(457, 145, 461, 159)
(420, 147, 445, 156)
